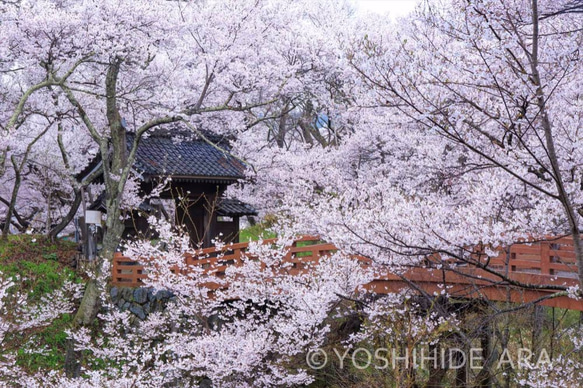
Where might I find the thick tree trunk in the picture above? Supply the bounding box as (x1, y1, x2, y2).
(62, 55, 181, 378)
(64, 204, 124, 377)
(72, 206, 124, 324)
(276, 108, 288, 148)
(453, 345, 467, 388)
(64, 276, 102, 377)
(532, 305, 543, 357)
(65, 59, 128, 376)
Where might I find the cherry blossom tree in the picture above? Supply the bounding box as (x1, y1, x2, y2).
(239, 0, 583, 293)
(4, 0, 583, 385)
(1, 0, 368, 376)
(231, 2, 583, 384)
(0, 1, 95, 237)
(0, 227, 372, 386)
(355, 0, 583, 286)
(0, 119, 94, 237)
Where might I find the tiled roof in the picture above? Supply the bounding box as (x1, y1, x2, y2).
(128, 131, 246, 182)
(89, 193, 256, 217)
(217, 198, 257, 216)
(88, 193, 156, 213)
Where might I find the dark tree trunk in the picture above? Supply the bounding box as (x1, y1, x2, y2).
(424, 343, 446, 388)
(49, 188, 82, 241)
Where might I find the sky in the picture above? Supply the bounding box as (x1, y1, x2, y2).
(356, 0, 420, 18)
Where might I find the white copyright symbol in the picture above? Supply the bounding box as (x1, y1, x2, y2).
(306, 348, 328, 370)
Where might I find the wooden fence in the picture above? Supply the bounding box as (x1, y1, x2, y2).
(111, 235, 583, 310)
(112, 236, 344, 287)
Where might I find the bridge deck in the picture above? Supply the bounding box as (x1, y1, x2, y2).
(112, 236, 583, 311)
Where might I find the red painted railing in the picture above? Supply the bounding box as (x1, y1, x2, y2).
(111, 236, 583, 310)
(112, 236, 345, 287)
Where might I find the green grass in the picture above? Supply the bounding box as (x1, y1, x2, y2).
(239, 223, 277, 242)
(0, 234, 76, 262)
(0, 235, 82, 372)
(4, 260, 78, 300)
(0, 235, 80, 298)
(15, 314, 74, 371)
(239, 223, 329, 258)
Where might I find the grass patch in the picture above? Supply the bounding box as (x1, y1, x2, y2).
(0, 234, 77, 265)
(239, 223, 330, 259)
(15, 313, 74, 371)
(0, 235, 81, 299)
(0, 235, 82, 372)
(239, 223, 277, 242)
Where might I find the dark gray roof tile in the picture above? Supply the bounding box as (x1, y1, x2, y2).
(127, 132, 246, 181)
(217, 199, 257, 216)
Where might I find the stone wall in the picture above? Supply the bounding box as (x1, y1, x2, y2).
(109, 286, 176, 322)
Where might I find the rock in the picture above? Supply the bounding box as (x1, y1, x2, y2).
(199, 378, 213, 388)
(156, 289, 173, 300)
(152, 299, 166, 312)
(112, 287, 175, 317)
(110, 286, 118, 299)
(133, 287, 148, 304)
(120, 287, 133, 301)
(129, 304, 146, 320)
(150, 289, 170, 301)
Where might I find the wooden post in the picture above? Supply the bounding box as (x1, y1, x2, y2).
(540, 241, 551, 275)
